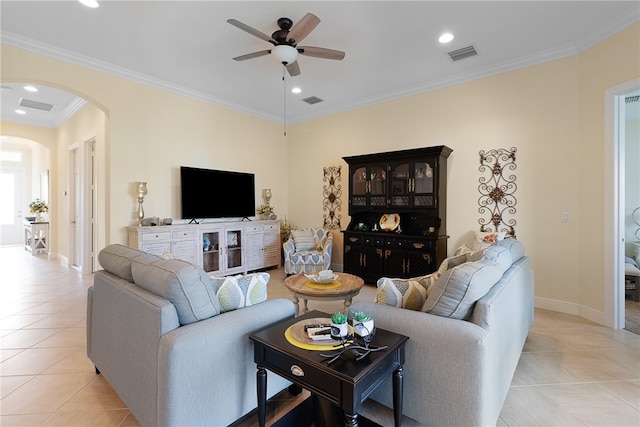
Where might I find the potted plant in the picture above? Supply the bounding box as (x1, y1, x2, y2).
(29, 198, 49, 222)
(256, 204, 274, 220)
(351, 311, 374, 337)
(330, 312, 349, 338)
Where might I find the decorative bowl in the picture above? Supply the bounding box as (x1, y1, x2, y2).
(305, 273, 339, 284)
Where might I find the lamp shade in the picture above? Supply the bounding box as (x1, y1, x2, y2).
(272, 45, 298, 65)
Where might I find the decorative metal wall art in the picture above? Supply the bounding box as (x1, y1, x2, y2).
(478, 147, 517, 237)
(323, 166, 342, 230)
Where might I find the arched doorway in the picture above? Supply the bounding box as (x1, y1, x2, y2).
(1, 82, 108, 274)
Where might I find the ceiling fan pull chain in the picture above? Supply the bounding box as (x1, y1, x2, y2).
(283, 68, 287, 137)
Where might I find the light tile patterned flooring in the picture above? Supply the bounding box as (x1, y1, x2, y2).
(1, 245, 639, 426)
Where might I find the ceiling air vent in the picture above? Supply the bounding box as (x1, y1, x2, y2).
(448, 45, 478, 62)
(19, 98, 54, 112)
(302, 96, 323, 105)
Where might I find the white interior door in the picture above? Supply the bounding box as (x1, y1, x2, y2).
(70, 146, 81, 268)
(0, 166, 25, 245)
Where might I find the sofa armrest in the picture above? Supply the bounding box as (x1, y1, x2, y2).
(350, 301, 490, 426)
(157, 298, 296, 427)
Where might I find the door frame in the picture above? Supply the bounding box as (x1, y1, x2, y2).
(604, 78, 640, 329)
(68, 138, 97, 275)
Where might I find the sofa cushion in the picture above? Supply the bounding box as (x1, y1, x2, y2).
(375, 274, 437, 311)
(211, 273, 269, 312)
(494, 237, 525, 262)
(131, 259, 220, 325)
(98, 244, 162, 282)
(292, 230, 316, 251)
(423, 246, 513, 319)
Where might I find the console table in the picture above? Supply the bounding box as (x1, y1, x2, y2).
(127, 220, 280, 276)
(24, 220, 49, 256)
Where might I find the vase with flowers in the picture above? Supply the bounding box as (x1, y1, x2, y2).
(29, 199, 49, 222)
(257, 204, 275, 220)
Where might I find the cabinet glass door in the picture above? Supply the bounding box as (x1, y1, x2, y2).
(368, 165, 387, 208)
(202, 231, 221, 273)
(389, 162, 410, 207)
(351, 166, 368, 207)
(226, 228, 243, 271)
(413, 160, 435, 207)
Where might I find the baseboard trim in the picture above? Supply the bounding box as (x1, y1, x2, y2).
(535, 297, 606, 326)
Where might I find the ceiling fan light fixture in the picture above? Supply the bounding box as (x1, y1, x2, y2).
(272, 45, 298, 65)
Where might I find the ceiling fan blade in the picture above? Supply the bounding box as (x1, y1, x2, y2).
(232, 50, 271, 61)
(227, 19, 276, 45)
(298, 46, 345, 60)
(286, 13, 320, 44)
(286, 61, 301, 77)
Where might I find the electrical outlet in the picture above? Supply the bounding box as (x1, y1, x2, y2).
(562, 212, 570, 222)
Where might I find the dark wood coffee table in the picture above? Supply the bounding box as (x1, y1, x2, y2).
(250, 310, 408, 427)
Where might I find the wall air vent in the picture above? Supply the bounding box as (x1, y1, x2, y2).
(302, 96, 324, 105)
(19, 98, 54, 112)
(448, 45, 478, 62)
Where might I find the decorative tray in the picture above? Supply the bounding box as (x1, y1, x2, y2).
(379, 213, 400, 231)
(304, 273, 339, 284)
(285, 318, 353, 349)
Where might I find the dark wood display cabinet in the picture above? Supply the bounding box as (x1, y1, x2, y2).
(342, 146, 452, 283)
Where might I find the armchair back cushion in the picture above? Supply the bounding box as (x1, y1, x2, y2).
(283, 228, 333, 274)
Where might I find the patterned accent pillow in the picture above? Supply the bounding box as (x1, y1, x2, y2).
(375, 274, 437, 311)
(292, 230, 316, 251)
(211, 273, 269, 312)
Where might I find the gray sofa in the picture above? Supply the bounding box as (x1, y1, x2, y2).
(86, 244, 295, 427)
(351, 238, 534, 426)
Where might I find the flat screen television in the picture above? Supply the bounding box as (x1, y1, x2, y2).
(180, 166, 255, 220)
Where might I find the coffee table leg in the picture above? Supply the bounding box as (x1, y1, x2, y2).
(257, 366, 267, 427)
(292, 294, 300, 316)
(303, 299, 309, 313)
(343, 297, 353, 314)
(393, 366, 403, 427)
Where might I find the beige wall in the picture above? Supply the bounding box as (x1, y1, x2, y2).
(286, 22, 639, 318)
(1, 22, 638, 323)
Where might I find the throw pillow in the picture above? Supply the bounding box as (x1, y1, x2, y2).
(212, 272, 269, 312)
(423, 245, 512, 319)
(435, 253, 469, 277)
(473, 230, 507, 250)
(375, 274, 437, 311)
(292, 230, 316, 251)
(131, 259, 220, 325)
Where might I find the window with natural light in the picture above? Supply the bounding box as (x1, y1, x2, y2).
(1, 151, 22, 162)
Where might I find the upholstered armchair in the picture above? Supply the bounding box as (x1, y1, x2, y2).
(283, 228, 333, 275)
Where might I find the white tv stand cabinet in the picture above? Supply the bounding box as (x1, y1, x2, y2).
(127, 220, 280, 276)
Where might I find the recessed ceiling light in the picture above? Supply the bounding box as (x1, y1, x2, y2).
(291, 87, 302, 94)
(15, 109, 26, 115)
(439, 33, 454, 43)
(78, 0, 99, 8)
(23, 85, 38, 92)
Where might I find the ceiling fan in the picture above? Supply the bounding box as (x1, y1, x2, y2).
(227, 13, 345, 76)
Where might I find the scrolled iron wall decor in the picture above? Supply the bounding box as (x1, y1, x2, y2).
(323, 166, 342, 230)
(478, 147, 517, 237)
